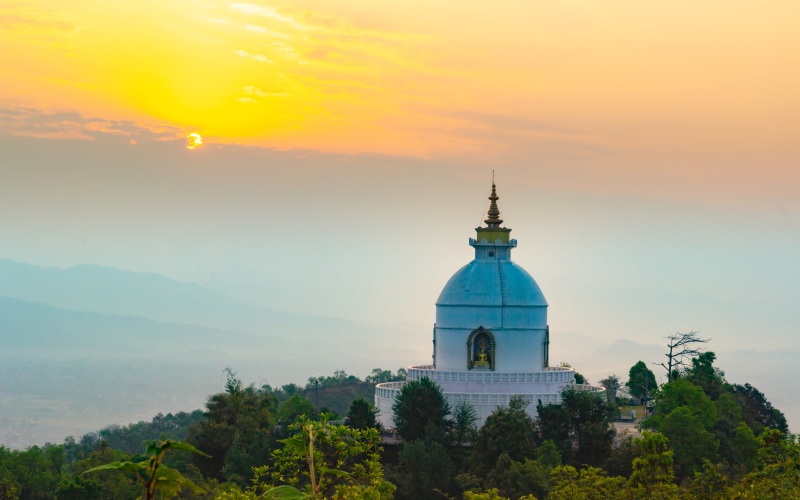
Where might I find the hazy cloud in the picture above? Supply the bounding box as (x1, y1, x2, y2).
(242, 84, 288, 99)
(233, 48, 273, 63)
(229, 3, 302, 29)
(271, 42, 307, 65)
(0, 105, 182, 141)
(245, 24, 290, 39)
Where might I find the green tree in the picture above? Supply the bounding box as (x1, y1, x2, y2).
(54, 475, 103, 499)
(730, 421, 759, 471)
(84, 439, 209, 500)
(626, 432, 678, 496)
(345, 398, 380, 431)
(391, 377, 451, 443)
(537, 388, 615, 467)
(598, 375, 620, 402)
(473, 396, 537, 474)
(4, 444, 64, 499)
(647, 378, 717, 431)
(60, 441, 143, 499)
(484, 441, 561, 499)
(685, 352, 727, 401)
(549, 465, 626, 500)
(187, 370, 278, 483)
(731, 383, 789, 436)
(395, 440, 454, 500)
(452, 400, 478, 448)
(278, 394, 317, 425)
(626, 361, 657, 403)
(255, 416, 394, 500)
(723, 430, 800, 498)
(661, 406, 719, 479)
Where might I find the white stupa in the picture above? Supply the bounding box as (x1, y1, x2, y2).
(375, 183, 600, 427)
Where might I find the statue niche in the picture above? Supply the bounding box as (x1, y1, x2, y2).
(467, 327, 495, 370)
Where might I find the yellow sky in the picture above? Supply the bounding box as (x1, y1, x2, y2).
(2, 0, 799, 163)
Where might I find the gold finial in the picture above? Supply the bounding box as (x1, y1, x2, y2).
(484, 181, 504, 228)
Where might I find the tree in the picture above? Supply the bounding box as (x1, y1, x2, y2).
(452, 400, 479, 448)
(627, 432, 676, 491)
(549, 466, 626, 500)
(278, 394, 317, 425)
(187, 370, 278, 483)
(626, 361, 657, 404)
(473, 396, 537, 473)
(395, 440, 454, 500)
(537, 388, 615, 467)
(391, 377, 451, 443)
(731, 383, 789, 435)
(345, 397, 381, 431)
(483, 442, 561, 499)
(598, 375, 621, 402)
(255, 416, 394, 500)
(660, 406, 720, 479)
(656, 331, 709, 382)
(84, 439, 209, 500)
(647, 378, 718, 431)
(685, 352, 726, 400)
(54, 475, 103, 499)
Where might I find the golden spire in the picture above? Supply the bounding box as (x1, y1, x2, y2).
(484, 182, 504, 228)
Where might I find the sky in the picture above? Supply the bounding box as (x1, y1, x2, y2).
(2, 1, 799, 349)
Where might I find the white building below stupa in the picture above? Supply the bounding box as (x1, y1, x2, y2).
(375, 183, 601, 427)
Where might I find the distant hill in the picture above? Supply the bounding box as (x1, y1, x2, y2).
(0, 296, 292, 359)
(0, 259, 428, 355)
(0, 259, 353, 335)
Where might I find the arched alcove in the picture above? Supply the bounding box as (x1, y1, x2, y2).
(466, 327, 496, 370)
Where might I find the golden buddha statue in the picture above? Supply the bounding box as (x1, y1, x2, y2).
(474, 338, 490, 367)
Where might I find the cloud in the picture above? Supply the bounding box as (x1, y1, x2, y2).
(242, 85, 288, 100)
(229, 3, 302, 29)
(237, 97, 258, 104)
(270, 42, 307, 65)
(0, 105, 183, 141)
(0, 7, 75, 36)
(233, 49, 273, 63)
(245, 24, 290, 39)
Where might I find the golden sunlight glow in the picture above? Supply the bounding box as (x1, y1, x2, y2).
(186, 133, 203, 150)
(1, 0, 798, 161)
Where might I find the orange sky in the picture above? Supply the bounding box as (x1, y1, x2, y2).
(2, 0, 798, 159)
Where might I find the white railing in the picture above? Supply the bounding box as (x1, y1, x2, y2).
(444, 392, 561, 407)
(375, 381, 405, 400)
(406, 365, 576, 385)
(575, 384, 606, 393)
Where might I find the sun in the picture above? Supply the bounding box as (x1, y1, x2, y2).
(186, 133, 203, 149)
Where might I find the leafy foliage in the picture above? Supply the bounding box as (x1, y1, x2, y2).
(473, 396, 537, 474)
(187, 370, 279, 484)
(391, 377, 451, 443)
(732, 383, 789, 436)
(345, 398, 381, 432)
(598, 375, 621, 402)
(394, 440, 454, 500)
(84, 439, 209, 500)
(254, 416, 394, 500)
(626, 361, 657, 403)
(537, 387, 616, 467)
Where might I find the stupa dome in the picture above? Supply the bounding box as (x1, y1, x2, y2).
(436, 259, 547, 307)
